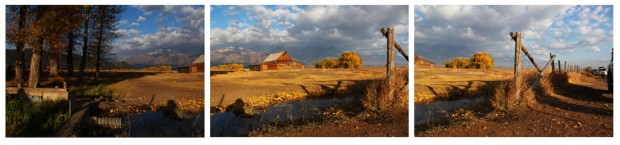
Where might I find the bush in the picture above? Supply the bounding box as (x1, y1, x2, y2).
(142, 65, 172, 72)
(314, 58, 338, 69)
(445, 58, 470, 69)
(338, 52, 363, 69)
(444, 52, 494, 69)
(212, 64, 244, 71)
(470, 52, 494, 69)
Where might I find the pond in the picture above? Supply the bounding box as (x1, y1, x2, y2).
(210, 97, 355, 137)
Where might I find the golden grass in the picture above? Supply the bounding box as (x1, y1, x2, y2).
(362, 68, 409, 112)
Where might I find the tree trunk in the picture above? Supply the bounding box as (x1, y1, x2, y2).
(66, 31, 75, 76)
(78, 7, 90, 84)
(28, 37, 44, 87)
(49, 48, 60, 78)
(95, 7, 105, 81)
(13, 5, 27, 84)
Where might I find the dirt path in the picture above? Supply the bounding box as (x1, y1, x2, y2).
(417, 75, 613, 137)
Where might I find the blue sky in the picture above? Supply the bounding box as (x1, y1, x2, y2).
(113, 5, 204, 59)
(415, 5, 613, 68)
(210, 5, 409, 65)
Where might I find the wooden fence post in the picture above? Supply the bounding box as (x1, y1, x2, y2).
(558, 60, 561, 74)
(512, 32, 522, 110)
(551, 53, 555, 73)
(385, 27, 395, 111)
(564, 61, 567, 73)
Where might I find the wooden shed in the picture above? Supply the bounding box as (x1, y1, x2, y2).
(414, 54, 434, 69)
(178, 55, 204, 73)
(250, 51, 305, 71)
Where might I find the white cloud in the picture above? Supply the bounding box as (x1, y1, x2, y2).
(129, 22, 139, 26)
(115, 29, 139, 36)
(119, 20, 129, 25)
(136, 16, 146, 22)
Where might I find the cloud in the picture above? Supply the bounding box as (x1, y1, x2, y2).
(211, 5, 409, 65)
(119, 20, 129, 25)
(114, 6, 205, 57)
(129, 22, 139, 26)
(414, 5, 613, 67)
(136, 16, 146, 22)
(115, 29, 139, 36)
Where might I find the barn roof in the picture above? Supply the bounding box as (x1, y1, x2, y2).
(262, 51, 286, 62)
(192, 55, 204, 64)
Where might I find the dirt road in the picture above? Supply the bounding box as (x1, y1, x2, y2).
(416, 74, 613, 137)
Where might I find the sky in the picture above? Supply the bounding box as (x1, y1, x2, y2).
(113, 5, 204, 59)
(415, 5, 613, 68)
(210, 5, 409, 66)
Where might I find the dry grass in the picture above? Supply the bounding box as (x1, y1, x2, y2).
(414, 68, 513, 103)
(489, 70, 582, 111)
(362, 68, 409, 112)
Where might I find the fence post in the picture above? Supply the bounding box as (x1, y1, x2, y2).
(558, 60, 561, 74)
(512, 32, 522, 110)
(551, 53, 555, 73)
(564, 61, 567, 73)
(385, 27, 395, 110)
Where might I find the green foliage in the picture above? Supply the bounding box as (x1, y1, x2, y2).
(469, 52, 494, 70)
(314, 58, 338, 68)
(337, 52, 363, 69)
(6, 99, 70, 137)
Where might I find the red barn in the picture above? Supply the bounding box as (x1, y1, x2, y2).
(250, 51, 305, 71)
(178, 55, 204, 73)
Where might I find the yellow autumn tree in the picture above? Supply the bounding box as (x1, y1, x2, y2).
(315, 58, 338, 69)
(469, 52, 494, 70)
(446, 58, 470, 69)
(337, 52, 362, 69)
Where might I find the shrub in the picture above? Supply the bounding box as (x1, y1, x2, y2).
(338, 52, 363, 69)
(314, 58, 338, 69)
(444, 52, 494, 69)
(470, 52, 494, 69)
(445, 58, 470, 69)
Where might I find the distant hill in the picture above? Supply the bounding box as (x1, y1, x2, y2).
(121, 48, 199, 68)
(210, 47, 268, 66)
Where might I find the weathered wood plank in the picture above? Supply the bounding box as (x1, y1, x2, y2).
(380, 28, 408, 61)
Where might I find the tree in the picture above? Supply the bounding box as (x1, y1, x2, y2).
(450, 58, 470, 69)
(78, 6, 92, 84)
(91, 5, 124, 81)
(44, 6, 83, 79)
(26, 6, 51, 87)
(314, 58, 338, 69)
(337, 52, 362, 69)
(469, 52, 494, 70)
(6, 6, 29, 84)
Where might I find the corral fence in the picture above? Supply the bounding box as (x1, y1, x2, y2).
(509, 32, 609, 110)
